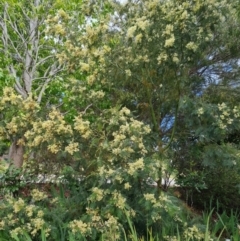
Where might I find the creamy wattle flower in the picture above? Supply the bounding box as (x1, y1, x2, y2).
(164, 34, 175, 47)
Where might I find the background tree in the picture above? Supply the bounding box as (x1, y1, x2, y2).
(0, 0, 72, 167)
(59, 0, 238, 192)
(172, 2, 240, 209)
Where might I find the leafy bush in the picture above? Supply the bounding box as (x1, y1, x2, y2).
(0, 184, 207, 241)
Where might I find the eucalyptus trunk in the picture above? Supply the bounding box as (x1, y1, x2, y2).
(8, 140, 24, 168)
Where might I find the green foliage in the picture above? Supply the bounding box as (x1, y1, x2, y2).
(0, 182, 205, 240)
(0, 141, 9, 156)
(174, 94, 240, 210)
(2, 185, 240, 241)
(202, 208, 240, 241)
(0, 165, 23, 196)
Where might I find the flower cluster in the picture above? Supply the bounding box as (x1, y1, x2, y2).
(1, 194, 49, 239)
(69, 220, 90, 235)
(74, 115, 91, 139)
(216, 102, 240, 130)
(96, 107, 151, 187)
(24, 108, 74, 154)
(31, 189, 48, 202)
(183, 225, 205, 240)
(0, 88, 39, 140)
(45, 9, 70, 37)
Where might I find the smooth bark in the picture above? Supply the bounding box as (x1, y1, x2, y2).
(8, 140, 24, 168)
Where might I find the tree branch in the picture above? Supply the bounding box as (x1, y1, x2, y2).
(37, 63, 64, 103)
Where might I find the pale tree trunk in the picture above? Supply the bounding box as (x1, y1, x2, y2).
(0, 1, 64, 169)
(7, 140, 24, 197)
(8, 140, 24, 168)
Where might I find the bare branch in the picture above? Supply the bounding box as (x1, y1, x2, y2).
(35, 55, 56, 68)
(1, 3, 9, 53)
(82, 104, 93, 115)
(6, 34, 24, 61)
(32, 76, 49, 82)
(0, 4, 25, 63)
(18, 5, 31, 22)
(14, 84, 27, 99)
(22, 13, 40, 94)
(37, 63, 64, 103)
(8, 65, 17, 78)
(32, 32, 40, 71)
(37, 78, 51, 103)
(4, 7, 26, 45)
(8, 65, 28, 98)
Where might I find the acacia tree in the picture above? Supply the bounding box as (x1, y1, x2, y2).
(58, 0, 238, 190)
(0, 0, 71, 167)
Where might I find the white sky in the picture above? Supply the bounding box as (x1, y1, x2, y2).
(116, 0, 128, 5)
